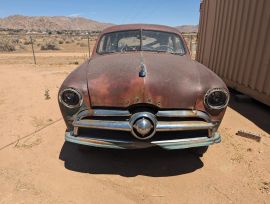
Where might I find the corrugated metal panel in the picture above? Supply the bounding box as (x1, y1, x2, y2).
(197, 0, 270, 106)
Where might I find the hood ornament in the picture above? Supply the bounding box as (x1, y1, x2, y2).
(139, 63, 146, 77)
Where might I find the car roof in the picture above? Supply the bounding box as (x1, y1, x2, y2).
(101, 24, 181, 35)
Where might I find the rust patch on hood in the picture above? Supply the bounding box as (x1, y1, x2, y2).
(87, 52, 209, 109)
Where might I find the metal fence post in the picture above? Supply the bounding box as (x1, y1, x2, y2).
(190, 35, 192, 54)
(30, 35, 36, 65)
(87, 34, 91, 58)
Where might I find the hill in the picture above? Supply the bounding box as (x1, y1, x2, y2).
(175, 25, 198, 33)
(0, 15, 198, 33)
(0, 15, 113, 31)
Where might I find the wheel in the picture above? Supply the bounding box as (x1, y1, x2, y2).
(190, 146, 208, 157)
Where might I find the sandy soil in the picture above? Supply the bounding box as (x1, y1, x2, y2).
(0, 53, 269, 204)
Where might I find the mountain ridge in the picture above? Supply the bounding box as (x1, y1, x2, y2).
(0, 15, 198, 32)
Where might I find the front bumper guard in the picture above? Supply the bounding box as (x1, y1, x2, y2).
(65, 109, 221, 150)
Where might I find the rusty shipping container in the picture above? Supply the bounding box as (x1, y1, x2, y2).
(196, 0, 270, 106)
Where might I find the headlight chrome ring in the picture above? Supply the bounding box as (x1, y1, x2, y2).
(59, 88, 83, 108)
(204, 88, 229, 110)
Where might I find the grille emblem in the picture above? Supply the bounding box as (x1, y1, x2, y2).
(133, 117, 153, 136)
(129, 112, 157, 140)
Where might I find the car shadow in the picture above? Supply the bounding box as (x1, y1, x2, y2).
(59, 142, 204, 177)
(229, 89, 270, 134)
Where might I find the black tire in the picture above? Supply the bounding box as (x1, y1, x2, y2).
(190, 146, 208, 157)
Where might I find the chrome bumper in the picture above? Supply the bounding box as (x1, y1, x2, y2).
(65, 131, 221, 150)
(65, 109, 221, 150)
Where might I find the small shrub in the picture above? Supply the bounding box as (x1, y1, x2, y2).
(23, 38, 35, 45)
(12, 38, 20, 44)
(65, 38, 74, 44)
(19, 44, 26, 50)
(44, 89, 51, 100)
(41, 41, 60, 50)
(23, 40, 31, 45)
(0, 39, 16, 52)
(59, 40, 64, 44)
(69, 61, 79, 65)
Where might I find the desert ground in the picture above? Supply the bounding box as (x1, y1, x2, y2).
(0, 50, 269, 204)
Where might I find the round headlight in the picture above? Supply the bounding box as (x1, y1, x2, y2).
(59, 88, 82, 108)
(204, 88, 229, 110)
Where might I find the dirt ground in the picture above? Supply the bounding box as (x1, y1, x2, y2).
(0, 53, 269, 204)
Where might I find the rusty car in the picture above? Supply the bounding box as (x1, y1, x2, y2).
(58, 24, 230, 156)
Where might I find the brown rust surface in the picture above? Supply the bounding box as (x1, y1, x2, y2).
(87, 51, 226, 110)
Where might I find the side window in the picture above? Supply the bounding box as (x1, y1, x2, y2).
(174, 36, 185, 54)
(168, 36, 173, 49)
(98, 36, 105, 52)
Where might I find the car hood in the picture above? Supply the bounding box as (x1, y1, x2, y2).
(87, 52, 223, 109)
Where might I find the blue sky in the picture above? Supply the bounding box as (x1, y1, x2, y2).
(0, 0, 200, 26)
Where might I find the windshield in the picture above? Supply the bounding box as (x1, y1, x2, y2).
(97, 30, 186, 55)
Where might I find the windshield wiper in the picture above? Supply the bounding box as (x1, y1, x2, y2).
(168, 52, 185, 56)
(99, 51, 117, 55)
(142, 49, 184, 56)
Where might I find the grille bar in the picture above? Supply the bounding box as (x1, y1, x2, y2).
(73, 120, 215, 132)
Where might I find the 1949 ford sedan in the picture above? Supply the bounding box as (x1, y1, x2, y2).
(58, 24, 229, 156)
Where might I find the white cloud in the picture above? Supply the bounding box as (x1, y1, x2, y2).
(68, 13, 82, 17)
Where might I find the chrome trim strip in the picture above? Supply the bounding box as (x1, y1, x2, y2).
(156, 121, 214, 131)
(156, 110, 211, 122)
(75, 109, 211, 121)
(74, 109, 131, 121)
(92, 109, 131, 117)
(73, 120, 131, 131)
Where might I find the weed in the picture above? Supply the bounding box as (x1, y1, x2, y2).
(44, 89, 51, 100)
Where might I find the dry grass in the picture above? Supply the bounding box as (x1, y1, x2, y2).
(0, 38, 16, 52)
(0, 34, 97, 54)
(41, 41, 60, 50)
